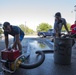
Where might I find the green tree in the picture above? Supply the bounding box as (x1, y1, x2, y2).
(37, 23, 52, 32)
(62, 23, 71, 31)
(19, 24, 26, 33)
(19, 24, 34, 35)
(0, 28, 3, 35)
(28, 29, 34, 34)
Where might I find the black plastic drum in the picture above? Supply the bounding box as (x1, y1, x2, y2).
(54, 38, 72, 65)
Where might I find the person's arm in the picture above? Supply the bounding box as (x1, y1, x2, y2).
(63, 19, 69, 33)
(12, 26, 22, 50)
(64, 24, 69, 33)
(54, 20, 59, 37)
(12, 34, 22, 50)
(12, 34, 20, 49)
(5, 36, 9, 49)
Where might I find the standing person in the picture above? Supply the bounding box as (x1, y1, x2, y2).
(3, 22, 24, 53)
(53, 12, 69, 37)
(70, 21, 76, 47)
(70, 21, 76, 37)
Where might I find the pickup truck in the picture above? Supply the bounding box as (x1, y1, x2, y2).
(37, 29, 53, 37)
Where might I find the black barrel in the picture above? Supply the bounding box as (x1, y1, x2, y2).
(54, 38, 73, 65)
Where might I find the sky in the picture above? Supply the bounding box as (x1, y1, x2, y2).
(0, 0, 76, 31)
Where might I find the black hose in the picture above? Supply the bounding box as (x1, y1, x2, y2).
(42, 50, 54, 54)
(19, 51, 45, 69)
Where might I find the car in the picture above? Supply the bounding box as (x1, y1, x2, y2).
(37, 29, 53, 38)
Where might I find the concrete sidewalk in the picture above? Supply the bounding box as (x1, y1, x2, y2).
(0, 38, 76, 75)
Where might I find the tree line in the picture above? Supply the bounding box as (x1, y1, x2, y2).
(0, 23, 72, 35)
(19, 24, 34, 35)
(37, 23, 71, 32)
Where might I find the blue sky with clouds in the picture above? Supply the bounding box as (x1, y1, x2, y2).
(0, 0, 76, 30)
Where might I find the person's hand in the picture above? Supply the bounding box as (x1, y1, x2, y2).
(5, 48, 8, 50)
(8, 47, 12, 50)
(68, 31, 71, 35)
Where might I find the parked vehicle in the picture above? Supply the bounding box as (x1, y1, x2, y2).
(37, 29, 53, 37)
(61, 30, 67, 34)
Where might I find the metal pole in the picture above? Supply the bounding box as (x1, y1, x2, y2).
(25, 21, 26, 26)
(74, 5, 76, 21)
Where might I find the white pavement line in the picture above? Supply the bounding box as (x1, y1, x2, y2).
(24, 35, 38, 38)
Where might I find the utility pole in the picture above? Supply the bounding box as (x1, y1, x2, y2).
(74, 5, 76, 21)
(25, 21, 26, 26)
